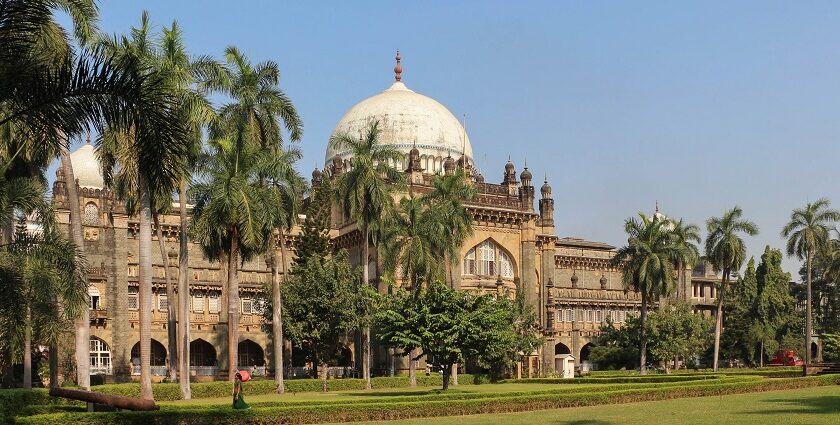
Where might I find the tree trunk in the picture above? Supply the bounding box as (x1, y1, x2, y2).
(639, 292, 648, 375)
(442, 363, 451, 390)
(760, 341, 764, 368)
(712, 269, 728, 372)
(61, 148, 89, 390)
(408, 348, 417, 387)
(320, 359, 329, 392)
(805, 250, 813, 365)
(678, 260, 684, 301)
(137, 174, 154, 400)
(23, 305, 31, 390)
(362, 228, 371, 389)
(451, 363, 458, 386)
(154, 214, 178, 383)
(227, 234, 240, 381)
(177, 179, 191, 399)
(272, 230, 286, 394)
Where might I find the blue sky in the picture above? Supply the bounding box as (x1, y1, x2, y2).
(58, 1, 840, 276)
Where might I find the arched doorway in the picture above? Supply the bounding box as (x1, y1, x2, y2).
(238, 340, 265, 367)
(580, 343, 596, 372)
(190, 339, 217, 366)
(131, 339, 167, 366)
(89, 337, 111, 375)
(555, 342, 571, 355)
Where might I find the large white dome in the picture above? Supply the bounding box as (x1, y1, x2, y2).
(326, 80, 473, 171)
(68, 143, 104, 189)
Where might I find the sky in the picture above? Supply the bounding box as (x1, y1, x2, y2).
(55, 1, 840, 277)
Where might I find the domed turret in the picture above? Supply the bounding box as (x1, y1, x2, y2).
(311, 167, 323, 188)
(520, 167, 532, 183)
(474, 172, 485, 183)
(443, 154, 456, 175)
(541, 178, 552, 197)
(68, 140, 104, 189)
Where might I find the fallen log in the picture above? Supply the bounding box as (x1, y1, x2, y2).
(49, 387, 160, 411)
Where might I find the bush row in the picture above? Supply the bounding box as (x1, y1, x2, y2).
(79, 374, 488, 402)
(503, 374, 724, 384)
(19, 374, 837, 425)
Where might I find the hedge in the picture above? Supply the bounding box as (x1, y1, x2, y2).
(502, 374, 725, 384)
(18, 374, 838, 425)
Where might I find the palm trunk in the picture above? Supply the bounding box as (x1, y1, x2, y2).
(61, 148, 89, 390)
(272, 230, 286, 394)
(23, 305, 32, 390)
(154, 214, 178, 383)
(362, 228, 371, 389)
(805, 251, 813, 365)
(177, 180, 191, 399)
(227, 233, 240, 381)
(712, 269, 729, 372)
(138, 174, 154, 400)
(408, 348, 417, 387)
(677, 261, 684, 301)
(442, 362, 452, 390)
(639, 292, 649, 375)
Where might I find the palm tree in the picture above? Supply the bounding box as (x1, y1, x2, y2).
(422, 168, 477, 288)
(706, 206, 759, 372)
(190, 136, 283, 382)
(332, 119, 404, 389)
(97, 12, 190, 400)
(202, 47, 302, 393)
(611, 213, 681, 374)
(669, 219, 701, 301)
(781, 198, 839, 365)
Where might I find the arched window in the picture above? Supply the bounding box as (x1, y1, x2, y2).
(89, 286, 101, 310)
(89, 337, 111, 374)
(463, 240, 515, 278)
(83, 202, 99, 226)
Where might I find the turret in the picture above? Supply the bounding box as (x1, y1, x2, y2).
(406, 143, 424, 184)
(518, 163, 534, 211)
(503, 159, 517, 195)
(539, 177, 554, 227)
(443, 154, 456, 176)
(330, 154, 344, 179)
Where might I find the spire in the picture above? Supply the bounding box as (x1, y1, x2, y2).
(394, 50, 402, 82)
(86, 132, 91, 144)
(655, 200, 659, 213)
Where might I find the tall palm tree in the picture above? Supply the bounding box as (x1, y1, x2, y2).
(611, 213, 680, 374)
(669, 219, 701, 301)
(781, 198, 839, 365)
(332, 119, 404, 389)
(98, 12, 190, 400)
(705, 206, 758, 372)
(202, 46, 302, 393)
(422, 168, 477, 288)
(190, 136, 283, 382)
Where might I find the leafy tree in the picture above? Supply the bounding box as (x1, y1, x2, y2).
(279, 250, 374, 391)
(705, 206, 758, 372)
(781, 198, 839, 364)
(721, 258, 758, 364)
(646, 303, 712, 372)
(332, 119, 404, 389)
(590, 317, 640, 370)
(422, 169, 477, 287)
(611, 212, 681, 374)
(293, 179, 333, 265)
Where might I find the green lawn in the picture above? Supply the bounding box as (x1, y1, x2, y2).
(347, 385, 840, 425)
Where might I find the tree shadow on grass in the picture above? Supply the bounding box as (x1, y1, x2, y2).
(552, 420, 614, 425)
(742, 395, 840, 416)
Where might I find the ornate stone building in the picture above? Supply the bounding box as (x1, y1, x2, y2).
(58, 53, 718, 381)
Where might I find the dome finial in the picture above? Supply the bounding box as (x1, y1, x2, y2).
(86, 132, 91, 144)
(394, 50, 402, 82)
(655, 200, 659, 213)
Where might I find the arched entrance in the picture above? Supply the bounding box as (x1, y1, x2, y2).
(89, 337, 111, 375)
(131, 339, 167, 366)
(555, 342, 571, 355)
(580, 343, 596, 373)
(190, 339, 217, 366)
(238, 339, 265, 367)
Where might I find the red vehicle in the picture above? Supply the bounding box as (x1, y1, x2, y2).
(768, 350, 804, 366)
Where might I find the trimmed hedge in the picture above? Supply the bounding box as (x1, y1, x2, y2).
(18, 375, 838, 424)
(70, 374, 488, 402)
(503, 374, 725, 384)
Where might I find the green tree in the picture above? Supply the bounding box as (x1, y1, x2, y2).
(781, 198, 839, 364)
(646, 303, 712, 372)
(669, 219, 700, 301)
(590, 317, 640, 370)
(722, 258, 758, 364)
(332, 119, 404, 389)
(705, 206, 758, 372)
(280, 250, 372, 391)
(611, 213, 681, 374)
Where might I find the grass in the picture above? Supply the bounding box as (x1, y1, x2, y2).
(346, 385, 840, 425)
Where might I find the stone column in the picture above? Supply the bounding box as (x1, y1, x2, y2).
(110, 215, 131, 382)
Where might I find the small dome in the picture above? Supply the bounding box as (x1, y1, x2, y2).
(541, 179, 552, 197)
(312, 167, 322, 179)
(520, 167, 532, 181)
(409, 145, 420, 159)
(443, 155, 455, 171)
(505, 160, 515, 172)
(474, 173, 485, 183)
(167, 249, 178, 258)
(68, 143, 104, 189)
